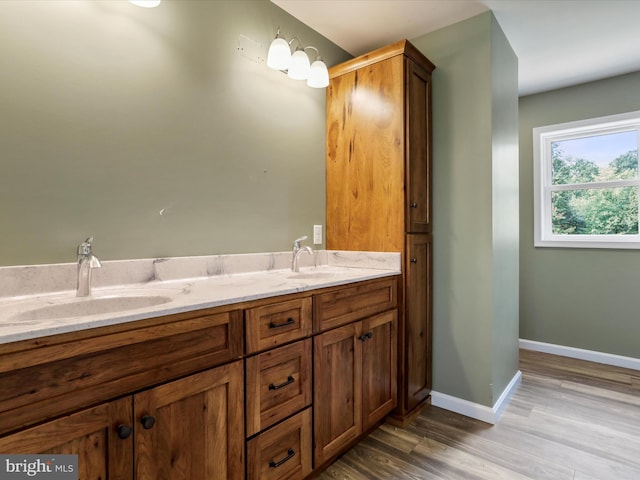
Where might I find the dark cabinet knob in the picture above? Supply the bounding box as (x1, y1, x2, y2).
(116, 424, 132, 439)
(410, 202, 418, 208)
(141, 415, 156, 430)
(410, 258, 418, 264)
(358, 332, 373, 342)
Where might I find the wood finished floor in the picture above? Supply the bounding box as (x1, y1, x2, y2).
(318, 349, 640, 480)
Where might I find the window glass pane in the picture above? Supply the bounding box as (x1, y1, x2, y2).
(551, 186, 639, 235)
(551, 131, 638, 185)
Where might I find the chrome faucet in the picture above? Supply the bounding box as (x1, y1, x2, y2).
(291, 235, 314, 272)
(76, 236, 102, 297)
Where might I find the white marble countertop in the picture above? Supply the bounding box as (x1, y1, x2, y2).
(0, 250, 401, 345)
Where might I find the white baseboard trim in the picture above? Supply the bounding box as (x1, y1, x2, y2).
(519, 339, 640, 371)
(493, 369, 523, 420)
(430, 370, 522, 425)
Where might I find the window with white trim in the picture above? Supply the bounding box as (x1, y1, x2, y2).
(534, 111, 640, 248)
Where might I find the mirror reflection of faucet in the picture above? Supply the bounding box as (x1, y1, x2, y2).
(291, 235, 315, 272)
(76, 237, 102, 297)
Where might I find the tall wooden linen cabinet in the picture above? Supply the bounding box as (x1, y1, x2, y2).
(326, 39, 435, 425)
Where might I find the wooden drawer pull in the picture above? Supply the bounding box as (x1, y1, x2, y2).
(269, 448, 296, 468)
(269, 317, 295, 329)
(268, 375, 295, 391)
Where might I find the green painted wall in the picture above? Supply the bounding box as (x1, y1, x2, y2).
(490, 15, 520, 402)
(0, 0, 350, 266)
(412, 12, 519, 407)
(520, 71, 640, 359)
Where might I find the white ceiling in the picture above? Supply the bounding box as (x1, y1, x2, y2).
(271, 0, 640, 96)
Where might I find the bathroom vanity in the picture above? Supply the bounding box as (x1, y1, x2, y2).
(0, 251, 400, 479)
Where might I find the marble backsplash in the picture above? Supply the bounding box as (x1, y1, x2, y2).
(0, 250, 401, 299)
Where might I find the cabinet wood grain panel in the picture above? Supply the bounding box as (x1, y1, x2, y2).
(404, 234, 432, 411)
(0, 396, 133, 479)
(313, 323, 362, 466)
(245, 297, 312, 354)
(135, 361, 244, 480)
(0, 310, 242, 436)
(326, 55, 405, 254)
(362, 310, 398, 430)
(313, 278, 397, 332)
(0, 306, 242, 370)
(246, 339, 312, 437)
(246, 408, 312, 480)
(406, 58, 432, 233)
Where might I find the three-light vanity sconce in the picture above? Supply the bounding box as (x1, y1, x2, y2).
(127, 2, 329, 89)
(267, 28, 330, 88)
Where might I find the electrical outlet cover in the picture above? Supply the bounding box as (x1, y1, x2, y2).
(313, 225, 322, 244)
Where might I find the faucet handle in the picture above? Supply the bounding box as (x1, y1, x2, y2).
(78, 236, 95, 256)
(292, 236, 308, 249)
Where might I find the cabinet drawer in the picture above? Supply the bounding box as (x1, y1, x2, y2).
(0, 309, 243, 436)
(245, 297, 312, 354)
(246, 339, 312, 437)
(314, 277, 398, 332)
(247, 408, 312, 480)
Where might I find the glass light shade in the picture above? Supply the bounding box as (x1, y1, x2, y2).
(129, 0, 161, 7)
(307, 59, 329, 88)
(267, 37, 291, 71)
(287, 49, 311, 80)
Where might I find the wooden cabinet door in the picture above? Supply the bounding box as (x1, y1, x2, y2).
(313, 323, 362, 466)
(404, 234, 433, 412)
(326, 55, 405, 254)
(361, 310, 398, 430)
(0, 397, 133, 480)
(406, 58, 432, 233)
(134, 361, 244, 480)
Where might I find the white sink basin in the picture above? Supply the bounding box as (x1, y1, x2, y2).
(11, 295, 173, 322)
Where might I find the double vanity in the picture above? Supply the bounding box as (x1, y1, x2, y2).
(0, 249, 401, 479)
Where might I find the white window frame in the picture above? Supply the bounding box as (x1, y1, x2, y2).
(533, 110, 640, 249)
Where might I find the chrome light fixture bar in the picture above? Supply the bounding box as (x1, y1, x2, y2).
(267, 28, 329, 89)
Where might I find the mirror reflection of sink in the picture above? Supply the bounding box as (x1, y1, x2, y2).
(11, 295, 172, 322)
